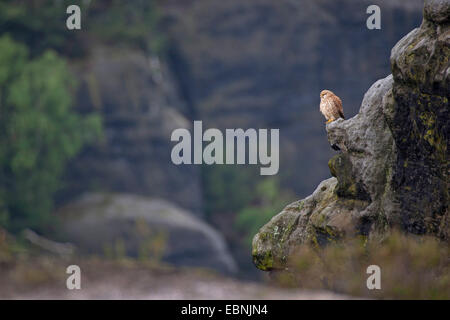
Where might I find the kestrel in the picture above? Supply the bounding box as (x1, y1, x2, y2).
(320, 90, 345, 124)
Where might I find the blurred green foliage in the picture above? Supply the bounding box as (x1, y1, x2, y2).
(202, 166, 256, 216)
(0, 0, 164, 233)
(0, 35, 101, 232)
(235, 178, 293, 246)
(0, 0, 81, 57)
(0, 0, 165, 57)
(203, 165, 293, 245)
(86, 0, 166, 54)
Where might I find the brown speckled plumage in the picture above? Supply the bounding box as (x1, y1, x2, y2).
(320, 90, 345, 123)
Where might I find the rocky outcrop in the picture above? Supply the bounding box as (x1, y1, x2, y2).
(56, 193, 237, 274)
(388, 0, 449, 237)
(253, 0, 449, 271)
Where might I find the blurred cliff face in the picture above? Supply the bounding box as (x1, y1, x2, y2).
(162, 0, 424, 197)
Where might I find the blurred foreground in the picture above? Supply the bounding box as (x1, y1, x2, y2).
(273, 231, 449, 300)
(1, 229, 448, 299)
(0, 259, 348, 300)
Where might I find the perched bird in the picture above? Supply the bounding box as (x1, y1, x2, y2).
(320, 90, 345, 124)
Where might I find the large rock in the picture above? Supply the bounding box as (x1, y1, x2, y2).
(388, 0, 449, 236)
(56, 193, 237, 274)
(253, 0, 449, 271)
(424, 0, 450, 23)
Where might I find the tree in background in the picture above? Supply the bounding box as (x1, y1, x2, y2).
(0, 35, 101, 232)
(0, 1, 164, 233)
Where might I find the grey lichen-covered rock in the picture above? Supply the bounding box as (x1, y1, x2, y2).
(253, 76, 394, 271)
(389, 0, 449, 237)
(327, 76, 396, 208)
(56, 193, 237, 274)
(424, 0, 450, 23)
(253, 178, 368, 271)
(253, 1, 449, 271)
